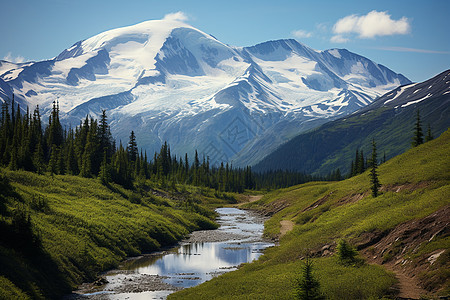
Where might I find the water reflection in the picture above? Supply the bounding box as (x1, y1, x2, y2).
(131, 241, 271, 288)
(101, 208, 273, 299)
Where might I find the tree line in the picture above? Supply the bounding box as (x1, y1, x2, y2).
(348, 109, 433, 179)
(0, 99, 259, 192)
(347, 109, 434, 198)
(0, 97, 348, 192)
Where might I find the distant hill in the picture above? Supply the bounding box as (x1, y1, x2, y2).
(254, 69, 450, 175)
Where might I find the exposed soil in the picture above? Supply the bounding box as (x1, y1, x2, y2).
(247, 195, 263, 203)
(287, 181, 448, 298)
(333, 181, 433, 208)
(302, 193, 331, 212)
(236, 194, 264, 207)
(279, 220, 294, 237)
(380, 181, 434, 193)
(358, 205, 449, 298)
(387, 267, 428, 299)
(258, 198, 290, 216)
(335, 192, 366, 206)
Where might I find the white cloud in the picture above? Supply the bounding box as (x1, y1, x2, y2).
(330, 35, 349, 43)
(163, 11, 189, 22)
(292, 29, 312, 39)
(316, 23, 328, 32)
(333, 10, 410, 39)
(375, 46, 450, 54)
(3, 52, 26, 63)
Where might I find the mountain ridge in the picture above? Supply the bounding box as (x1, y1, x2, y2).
(253, 69, 450, 175)
(0, 18, 410, 166)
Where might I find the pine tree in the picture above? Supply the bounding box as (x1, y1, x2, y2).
(65, 130, 79, 175)
(349, 160, 354, 178)
(20, 107, 34, 171)
(412, 109, 424, 147)
(8, 147, 18, 170)
(48, 145, 59, 175)
(31, 106, 42, 147)
(194, 150, 200, 169)
(369, 139, 381, 197)
(98, 110, 114, 159)
(11, 95, 15, 132)
(112, 142, 132, 187)
(295, 257, 324, 300)
(99, 150, 111, 184)
(46, 101, 64, 149)
(184, 153, 189, 179)
(353, 149, 360, 176)
(358, 150, 365, 174)
(159, 141, 170, 176)
(152, 152, 158, 175)
(127, 131, 138, 162)
(8, 103, 22, 170)
(74, 116, 90, 168)
(33, 141, 45, 174)
(57, 145, 65, 175)
(134, 153, 141, 178)
(337, 239, 358, 264)
(138, 151, 146, 179)
(425, 123, 433, 142)
(0, 102, 12, 165)
(80, 119, 99, 177)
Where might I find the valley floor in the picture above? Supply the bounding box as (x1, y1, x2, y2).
(169, 130, 450, 299)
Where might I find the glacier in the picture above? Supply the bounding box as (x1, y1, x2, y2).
(0, 18, 410, 167)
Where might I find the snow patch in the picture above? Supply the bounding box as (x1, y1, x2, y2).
(328, 49, 341, 59)
(2, 68, 23, 81)
(383, 85, 409, 105)
(401, 93, 433, 107)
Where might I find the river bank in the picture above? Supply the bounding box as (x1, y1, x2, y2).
(67, 207, 273, 299)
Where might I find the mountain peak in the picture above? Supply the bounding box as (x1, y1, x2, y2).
(56, 19, 193, 60)
(0, 18, 412, 167)
(243, 39, 317, 61)
(82, 19, 191, 52)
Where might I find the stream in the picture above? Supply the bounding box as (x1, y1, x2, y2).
(71, 207, 273, 299)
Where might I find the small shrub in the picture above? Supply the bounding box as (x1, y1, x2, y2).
(295, 258, 324, 300)
(30, 194, 50, 213)
(297, 212, 313, 225)
(128, 193, 141, 204)
(337, 239, 358, 265)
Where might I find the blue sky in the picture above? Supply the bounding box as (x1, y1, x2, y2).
(1, 0, 448, 82)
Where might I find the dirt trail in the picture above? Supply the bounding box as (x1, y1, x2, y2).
(236, 194, 263, 207)
(358, 206, 449, 299)
(389, 267, 427, 299)
(280, 220, 294, 237)
(247, 195, 263, 202)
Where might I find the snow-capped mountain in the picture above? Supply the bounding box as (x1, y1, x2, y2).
(0, 18, 410, 166)
(253, 69, 450, 175)
(360, 69, 450, 111)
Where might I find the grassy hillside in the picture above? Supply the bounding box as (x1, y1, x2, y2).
(0, 172, 229, 299)
(254, 91, 449, 176)
(171, 130, 450, 299)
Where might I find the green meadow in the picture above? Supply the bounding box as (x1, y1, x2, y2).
(0, 130, 448, 299)
(170, 130, 449, 299)
(0, 171, 228, 299)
